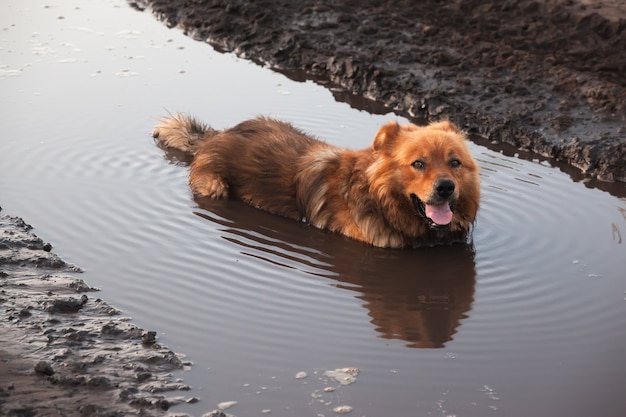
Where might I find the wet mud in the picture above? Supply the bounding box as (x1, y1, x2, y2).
(0, 210, 198, 416)
(131, 0, 626, 183)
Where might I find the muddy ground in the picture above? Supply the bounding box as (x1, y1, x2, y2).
(131, 0, 626, 183)
(0, 210, 232, 417)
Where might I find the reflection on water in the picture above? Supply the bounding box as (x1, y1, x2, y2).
(195, 195, 475, 349)
(337, 246, 475, 349)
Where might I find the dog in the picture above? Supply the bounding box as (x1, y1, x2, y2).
(153, 114, 480, 248)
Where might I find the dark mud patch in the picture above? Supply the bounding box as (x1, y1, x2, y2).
(131, 0, 626, 183)
(0, 210, 198, 417)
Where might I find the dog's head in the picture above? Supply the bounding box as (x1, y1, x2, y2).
(369, 120, 480, 233)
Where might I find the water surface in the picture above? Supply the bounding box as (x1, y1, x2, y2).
(1, 1, 625, 416)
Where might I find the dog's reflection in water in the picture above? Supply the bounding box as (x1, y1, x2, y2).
(194, 196, 475, 349)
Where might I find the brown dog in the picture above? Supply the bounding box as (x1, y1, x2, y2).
(154, 115, 480, 248)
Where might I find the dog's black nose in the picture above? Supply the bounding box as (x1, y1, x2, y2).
(435, 179, 455, 199)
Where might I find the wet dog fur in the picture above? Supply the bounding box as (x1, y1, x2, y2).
(153, 114, 480, 248)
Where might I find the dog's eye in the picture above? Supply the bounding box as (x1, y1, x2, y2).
(412, 160, 425, 170)
(449, 159, 461, 168)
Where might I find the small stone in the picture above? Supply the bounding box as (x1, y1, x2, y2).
(137, 372, 152, 382)
(34, 361, 54, 376)
(157, 399, 170, 410)
(46, 297, 85, 313)
(333, 405, 353, 414)
(218, 400, 237, 410)
(69, 279, 93, 292)
(87, 376, 111, 388)
(142, 330, 157, 345)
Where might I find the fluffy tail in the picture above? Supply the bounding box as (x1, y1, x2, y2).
(153, 113, 218, 155)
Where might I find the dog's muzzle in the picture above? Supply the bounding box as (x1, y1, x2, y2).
(411, 193, 455, 228)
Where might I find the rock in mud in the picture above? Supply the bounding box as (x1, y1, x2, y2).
(34, 361, 54, 376)
(44, 295, 88, 313)
(143, 330, 158, 345)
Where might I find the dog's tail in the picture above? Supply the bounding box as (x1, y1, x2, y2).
(153, 113, 218, 155)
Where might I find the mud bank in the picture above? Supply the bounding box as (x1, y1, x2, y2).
(131, 0, 626, 183)
(0, 210, 200, 417)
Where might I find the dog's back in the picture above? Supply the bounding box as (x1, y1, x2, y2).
(154, 115, 330, 219)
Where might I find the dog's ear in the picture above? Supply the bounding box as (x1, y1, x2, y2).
(372, 121, 400, 151)
(428, 120, 462, 134)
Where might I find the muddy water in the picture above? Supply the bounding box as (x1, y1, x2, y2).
(1, 1, 625, 416)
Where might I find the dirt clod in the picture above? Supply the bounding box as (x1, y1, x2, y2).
(34, 361, 54, 376)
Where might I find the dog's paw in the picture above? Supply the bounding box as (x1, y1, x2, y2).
(191, 175, 229, 199)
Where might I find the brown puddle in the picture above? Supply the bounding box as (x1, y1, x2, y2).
(1, 1, 625, 416)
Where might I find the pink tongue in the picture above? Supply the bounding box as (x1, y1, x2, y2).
(425, 202, 453, 225)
